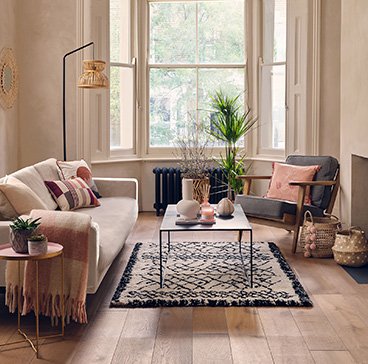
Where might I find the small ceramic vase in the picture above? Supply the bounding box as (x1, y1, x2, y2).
(217, 198, 235, 217)
(176, 199, 200, 220)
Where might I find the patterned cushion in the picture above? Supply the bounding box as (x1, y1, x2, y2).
(266, 163, 320, 204)
(44, 178, 101, 211)
(56, 160, 101, 198)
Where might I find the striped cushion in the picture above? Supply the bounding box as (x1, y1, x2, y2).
(45, 177, 101, 211)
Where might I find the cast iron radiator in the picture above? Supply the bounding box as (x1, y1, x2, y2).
(153, 167, 227, 216)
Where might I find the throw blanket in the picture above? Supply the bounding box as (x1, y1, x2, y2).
(6, 209, 91, 324)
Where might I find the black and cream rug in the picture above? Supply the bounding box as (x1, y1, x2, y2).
(110, 241, 312, 308)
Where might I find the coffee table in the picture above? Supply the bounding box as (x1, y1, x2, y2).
(159, 204, 253, 288)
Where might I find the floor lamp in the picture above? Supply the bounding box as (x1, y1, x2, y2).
(62, 41, 108, 161)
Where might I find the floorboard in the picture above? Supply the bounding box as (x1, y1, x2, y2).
(1, 212, 368, 363)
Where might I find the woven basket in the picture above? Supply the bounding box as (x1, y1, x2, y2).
(332, 227, 368, 267)
(299, 210, 341, 258)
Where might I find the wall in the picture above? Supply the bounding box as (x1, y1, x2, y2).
(0, 0, 18, 176)
(3, 0, 343, 213)
(340, 0, 368, 227)
(17, 0, 77, 168)
(319, 0, 341, 158)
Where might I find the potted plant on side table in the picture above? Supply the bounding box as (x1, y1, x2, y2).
(9, 217, 41, 253)
(28, 234, 48, 256)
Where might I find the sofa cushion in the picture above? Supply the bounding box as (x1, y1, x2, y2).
(57, 160, 100, 198)
(286, 155, 339, 209)
(11, 165, 58, 210)
(45, 178, 100, 211)
(34, 158, 60, 181)
(0, 176, 48, 219)
(235, 195, 324, 220)
(78, 197, 137, 274)
(266, 163, 320, 204)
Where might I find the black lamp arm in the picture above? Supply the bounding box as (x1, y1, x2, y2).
(62, 42, 94, 161)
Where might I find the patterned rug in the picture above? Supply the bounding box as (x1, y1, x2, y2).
(110, 241, 312, 308)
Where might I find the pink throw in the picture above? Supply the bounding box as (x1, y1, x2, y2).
(6, 209, 91, 324)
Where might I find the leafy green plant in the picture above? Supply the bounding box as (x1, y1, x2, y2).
(207, 90, 257, 198)
(28, 234, 46, 242)
(10, 217, 41, 232)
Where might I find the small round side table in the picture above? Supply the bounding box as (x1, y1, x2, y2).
(0, 242, 64, 358)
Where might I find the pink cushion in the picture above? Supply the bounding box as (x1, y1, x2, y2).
(266, 163, 320, 204)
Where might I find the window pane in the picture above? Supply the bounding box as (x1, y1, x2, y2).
(110, 0, 130, 63)
(198, 1, 245, 64)
(149, 3, 196, 64)
(274, 0, 286, 62)
(150, 69, 196, 147)
(198, 68, 245, 123)
(110, 66, 134, 149)
(259, 64, 286, 150)
(263, 0, 287, 63)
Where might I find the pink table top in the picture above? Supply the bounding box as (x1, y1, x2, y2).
(0, 242, 63, 261)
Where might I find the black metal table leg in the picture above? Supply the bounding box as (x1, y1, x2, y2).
(238, 230, 243, 255)
(250, 230, 253, 288)
(159, 230, 163, 288)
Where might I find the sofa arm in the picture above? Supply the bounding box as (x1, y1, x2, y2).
(0, 221, 10, 244)
(94, 178, 138, 201)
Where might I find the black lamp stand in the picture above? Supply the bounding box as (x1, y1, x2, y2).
(62, 41, 94, 161)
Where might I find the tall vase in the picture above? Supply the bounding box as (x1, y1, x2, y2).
(182, 178, 194, 200)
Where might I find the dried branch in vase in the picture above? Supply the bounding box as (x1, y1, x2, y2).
(174, 123, 213, 180)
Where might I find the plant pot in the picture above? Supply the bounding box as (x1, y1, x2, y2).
(28, 238, 48, 256)
(9, 229, 35, 253)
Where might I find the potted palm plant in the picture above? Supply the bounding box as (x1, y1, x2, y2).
(9, 217, 41, 253)
(206, 90, 257, 199)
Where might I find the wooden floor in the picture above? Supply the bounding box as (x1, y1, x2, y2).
(1, 212, 368, 364)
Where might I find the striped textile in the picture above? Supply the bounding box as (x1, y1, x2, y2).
(45, 177, 100, 211)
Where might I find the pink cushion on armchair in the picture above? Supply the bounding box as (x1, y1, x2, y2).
(266, 163, 320, 204)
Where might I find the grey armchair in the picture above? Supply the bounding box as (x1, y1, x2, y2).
(235, 156, 340, 253)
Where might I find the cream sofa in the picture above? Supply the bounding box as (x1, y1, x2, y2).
(0, 158, 138, 293)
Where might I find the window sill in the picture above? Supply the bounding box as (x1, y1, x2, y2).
(91, 155, 283, 165)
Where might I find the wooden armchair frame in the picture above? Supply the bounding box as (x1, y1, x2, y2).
(236, 169, 340, 253)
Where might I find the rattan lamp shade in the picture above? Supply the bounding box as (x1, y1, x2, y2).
(78, 60, 108, 89)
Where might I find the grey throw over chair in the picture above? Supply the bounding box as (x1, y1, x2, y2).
(235, 155, 340, 253)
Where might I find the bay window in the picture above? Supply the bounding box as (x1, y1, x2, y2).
(99, 0, 313, 162)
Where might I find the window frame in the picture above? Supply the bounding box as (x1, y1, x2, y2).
(108, 0, 138, 158)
